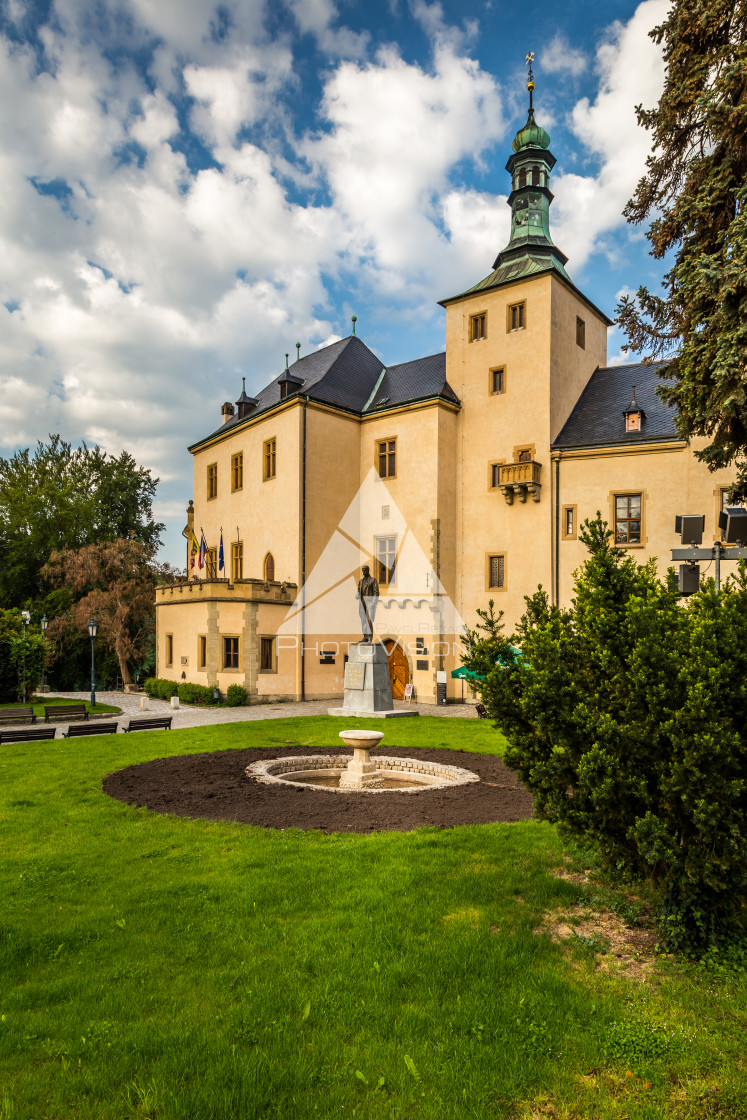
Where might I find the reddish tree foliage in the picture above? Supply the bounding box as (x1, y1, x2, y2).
(45, 539, 177, 685)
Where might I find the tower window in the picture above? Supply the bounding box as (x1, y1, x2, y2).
(519, 168, 527, 188)
(376, 536, 396, 586)
(198, 635, 206, 668)
(260, 637, 276, 673)
(263, 437, 276, 480)
(470, 313, 487, 341)
(562, 506, 577, 541)
(507, 302, 525, 332)
(490, 367, 505, 395)
(576, 317, 586, 349)
(487, 554, 506, 590)
(231, 452, 243, 491)
(223, 636, 239, 669)
(264, 552, 275, 582)
(377, 438, 396, 478)
(205, 547, 217, 578)
(614, 494, 642, 546)
(532, 167, 541, 186)
(232, 541, 243, 581)
(207, 462, 217, 500)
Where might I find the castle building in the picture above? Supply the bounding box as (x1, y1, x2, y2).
(155, 86, 739, 705)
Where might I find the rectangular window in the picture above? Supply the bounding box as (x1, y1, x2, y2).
(223, 636, 239, 669)
(376, 535, 397, 586)
(198, 635, 207, 669)
(263, 438, 276, 480)
(490, 463, 502, 489)
(507, 302, 525, 332)
(470, 312, 487, 341)
(615, 494, 642, 545)
(207, 462, 217, 500)
(517, 449, 532, 463)
(490, 367, 505, 395)
(231, 541, 243, 581)
(488, 554, 506, 590)
(166, 634, 173, 667)
(377, 438, 396, 479)
(562, 505, 577, 541)
(576, 317, 586, 349)
(231, 452, 243, 492)
(260, 636, 276, 673)
(205, 547, 217, 578)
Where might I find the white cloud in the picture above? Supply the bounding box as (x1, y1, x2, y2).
(552, 0, 668, 273)
(0, 0, 671, 565)
(540, 33, 587, 78)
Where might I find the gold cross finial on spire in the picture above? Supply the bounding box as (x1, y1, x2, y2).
(525, 51, 535, 107)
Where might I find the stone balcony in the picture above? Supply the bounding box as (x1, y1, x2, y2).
(498, 460, 542, 504)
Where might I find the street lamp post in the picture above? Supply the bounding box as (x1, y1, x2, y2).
(88, 616, 98, 710)
(41, 615, 48, 694)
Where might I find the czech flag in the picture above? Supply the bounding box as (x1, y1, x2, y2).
(198, 531, 207, 570)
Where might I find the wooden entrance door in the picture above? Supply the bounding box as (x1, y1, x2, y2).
(383, 640, 409, 700)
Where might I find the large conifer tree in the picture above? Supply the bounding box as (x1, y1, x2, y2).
(617, 0, 747, 495)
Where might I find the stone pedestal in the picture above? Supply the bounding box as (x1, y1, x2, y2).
(338, 730, 386, 789)
(328, 642, 419, 718)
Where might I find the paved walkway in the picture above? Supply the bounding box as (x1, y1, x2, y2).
(2, 692, 479, 733)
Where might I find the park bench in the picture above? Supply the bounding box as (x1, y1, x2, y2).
(0, 726, 56, 744)
(0, 706, 37, 725)
(62, 722, 118, 738)
(122, 716, 172, 733)
(44, 704, 88, 723)
(475, 703, 488, 719)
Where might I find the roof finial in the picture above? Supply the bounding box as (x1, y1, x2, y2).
(351, 314, 357, 337)
(296, 341, 301, 362)
(526, 51, 535, 112)
(241, 376, 246, 392)
(285, 353, 289, 370)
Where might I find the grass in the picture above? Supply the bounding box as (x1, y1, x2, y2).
(0, 696, 121, 718)
(1, 716, 745, 1119)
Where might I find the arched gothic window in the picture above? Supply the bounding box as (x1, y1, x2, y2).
(532, 167, 541, 186)
(264, 553, 275, 582)
(518, 168, 527, 189)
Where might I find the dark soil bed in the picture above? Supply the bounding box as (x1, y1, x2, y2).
(103, 746, 534, 833)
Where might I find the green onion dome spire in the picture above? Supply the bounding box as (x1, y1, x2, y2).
(512, 107, 551, 152)
(512, 52, 550, 151)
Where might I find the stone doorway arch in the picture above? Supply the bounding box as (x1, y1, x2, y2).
(383, 639, 410, 700)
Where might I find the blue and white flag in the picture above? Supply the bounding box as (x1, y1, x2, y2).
(219, 529, 225, 572)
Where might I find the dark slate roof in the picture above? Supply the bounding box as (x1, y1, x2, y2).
(190, 337, 459, 449)
(552, 360, 678, 449)
(364, 352, 459, 412)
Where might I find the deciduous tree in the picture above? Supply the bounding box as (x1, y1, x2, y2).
(45, 540, 176, 687)
(0, 436, 164, 605)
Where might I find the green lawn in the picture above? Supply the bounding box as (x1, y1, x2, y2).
(1, 717, 744, 1119)
(0, 697, 121, 718)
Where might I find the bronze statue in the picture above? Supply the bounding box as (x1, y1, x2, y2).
(356, 565, 379, 641)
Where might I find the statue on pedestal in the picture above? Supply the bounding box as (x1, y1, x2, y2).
(356, 565, 379, 642)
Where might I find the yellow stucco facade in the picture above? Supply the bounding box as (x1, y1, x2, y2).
(155, 104, 739, 706)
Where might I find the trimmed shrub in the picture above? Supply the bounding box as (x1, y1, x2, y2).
(462, 517, 747, 954)
(143, 677, 178, 700)
(225, 684, 248, 707)
(177, 682, 216, 706)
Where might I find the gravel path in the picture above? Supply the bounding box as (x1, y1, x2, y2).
(3, 691, 480, 733)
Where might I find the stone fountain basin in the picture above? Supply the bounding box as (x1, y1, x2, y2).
(246, 754, 480, 794)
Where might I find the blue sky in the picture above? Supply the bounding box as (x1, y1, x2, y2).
(0, 0, 670, 567)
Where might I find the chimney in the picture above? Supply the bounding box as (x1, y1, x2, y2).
(221, 401, 235, 425)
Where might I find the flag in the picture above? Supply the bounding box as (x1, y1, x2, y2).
(198, 531, 207, 570)
(189, 531, 199, 569)
(219, 529, 224, 572)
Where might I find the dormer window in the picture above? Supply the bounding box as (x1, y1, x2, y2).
(278, 370, 304, 400)
(623, 386, 646, 433)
